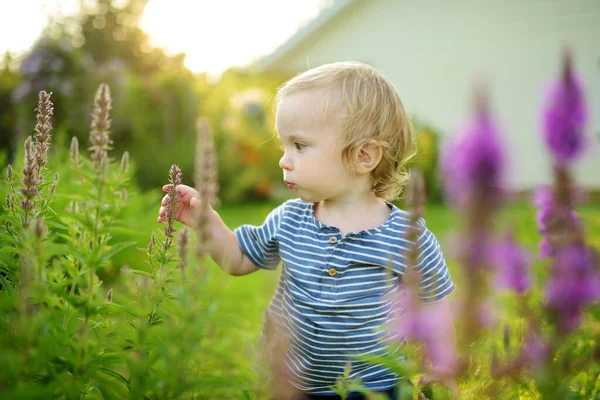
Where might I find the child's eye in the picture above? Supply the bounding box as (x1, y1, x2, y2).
(294, 142, 306, 151)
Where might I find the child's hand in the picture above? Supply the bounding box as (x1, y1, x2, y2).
(157, 184, 202, 228)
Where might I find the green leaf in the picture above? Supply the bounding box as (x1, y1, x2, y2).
(0, 275, 14, 294)
(129, 269, 154, 278)
(0, 246, 16, 254)
(99, 367, 129, 388)
(0, 232, 17, 243)
(45, 220, 68, 230)
(100, 241, 137, 262)
(97, 385, 120, 400)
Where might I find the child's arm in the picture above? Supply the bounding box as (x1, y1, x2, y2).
(418, 297, 459, 399)
(157, 184, 260, 276)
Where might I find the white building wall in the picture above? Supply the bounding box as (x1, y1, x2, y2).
(269, 0, 600, 190)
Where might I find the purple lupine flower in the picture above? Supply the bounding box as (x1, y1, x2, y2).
(389, 280, 434, 348)
(447, 230, 497, 271)
(541, 51, 588, 165)
(522, 333, 550, 370)
(492, 232, 531, 294)
(533, 186, 582, 259)
(442, 96, 505, 207)
(545, 244, 600, 333)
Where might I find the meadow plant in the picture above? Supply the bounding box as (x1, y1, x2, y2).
(0, 85, 247, 398)
(342, 51, 599, 400)
(194, 118, 220, 258)
(433, 51, 598, 399)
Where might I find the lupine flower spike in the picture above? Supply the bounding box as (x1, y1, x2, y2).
(194, 119, 219, 257)
(120, 151, 129, 176)
(165, 164, 182, 245)
(178, 227, 189, 280)
(397, 169, 429, 345)
(541, 50, 587, 165)
(89, 83, 113, 171)
(20, 137, 39, 227)
(537, 50, 600, 334)
(492, 230, 531, 294)
(442, 88, 506, 356)
(442, 88, 505, 210)
(70, 136, 79, 168)
(33, 90, 53, 183)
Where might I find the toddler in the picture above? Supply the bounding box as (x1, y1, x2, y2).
(158, 61, 458, 399)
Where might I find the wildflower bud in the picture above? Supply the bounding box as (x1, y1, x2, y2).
(147, 233, 156, 255)
(120, 188, 128, 202)
(33, 90, 54, 177)
(34, 218, 47, 239)
(106, 288, 113, 303)
(70, 136, 79, 167)
(48, 172, 59, 196)
(7, 164, 13, 182)
(20, 137, 39, 217)
(120, 151, 129, 175)
(5, 194, 11, 209)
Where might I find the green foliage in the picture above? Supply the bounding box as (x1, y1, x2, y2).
(408, 120, 443, 204)
(0, 88, 249, 399)
(197, 69, 291, 203)
(0, 53, 21, 166)
(113, 70, 198, 191)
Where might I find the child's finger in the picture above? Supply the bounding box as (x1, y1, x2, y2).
(177, 185, 198, 203)
(189, 197, 200, 208)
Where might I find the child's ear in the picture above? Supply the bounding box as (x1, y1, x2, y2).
(354, 140, 383, 175)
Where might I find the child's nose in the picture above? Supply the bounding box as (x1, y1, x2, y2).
(279, 152, 292, 171)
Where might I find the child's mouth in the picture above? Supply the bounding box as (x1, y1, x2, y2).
(284, 180, 295, 190)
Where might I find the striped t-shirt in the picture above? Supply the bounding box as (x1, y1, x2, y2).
(234, 198, 455, 395)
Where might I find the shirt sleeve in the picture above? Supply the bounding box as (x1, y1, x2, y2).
(414, 226, 455, 303)
(233, 203, 285, 270)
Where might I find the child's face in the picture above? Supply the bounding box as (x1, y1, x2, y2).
(276, 89, 356, 203)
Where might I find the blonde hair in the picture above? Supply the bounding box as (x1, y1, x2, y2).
(275, 61, 417, 200)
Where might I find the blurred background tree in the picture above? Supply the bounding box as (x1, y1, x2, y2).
(0, 0, 442, 204)
(6, 0, 199, 192)
(0, 53, 20, 165)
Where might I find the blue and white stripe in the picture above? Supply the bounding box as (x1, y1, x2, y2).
(235, 198, 455, 395)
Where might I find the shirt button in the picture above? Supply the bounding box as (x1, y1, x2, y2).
(328, 268, 337, 277)
(329, 236, 337, 244)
